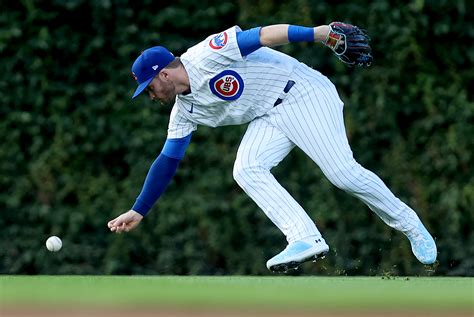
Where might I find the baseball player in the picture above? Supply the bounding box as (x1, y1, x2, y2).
(107, 23, 437, 272)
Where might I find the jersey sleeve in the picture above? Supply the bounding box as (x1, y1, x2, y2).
(167, 103, 198, 139)
(202, 25, 245, 67)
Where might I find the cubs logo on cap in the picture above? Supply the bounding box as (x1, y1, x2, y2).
(209, 32, 228, 50)
(209, 70, 244, 101)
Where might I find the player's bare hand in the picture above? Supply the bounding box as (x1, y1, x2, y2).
(107, 210, 143, 233)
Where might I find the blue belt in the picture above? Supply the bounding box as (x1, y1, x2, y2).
(274, 80, 296, 107)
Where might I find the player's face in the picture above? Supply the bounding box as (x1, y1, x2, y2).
(145, 73, 176, 104)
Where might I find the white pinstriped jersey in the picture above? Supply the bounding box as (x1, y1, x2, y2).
(167, 25, 326, 138)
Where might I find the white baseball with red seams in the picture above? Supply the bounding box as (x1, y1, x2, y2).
(46, 236, 62, 252)
(166, 25, 428, 246)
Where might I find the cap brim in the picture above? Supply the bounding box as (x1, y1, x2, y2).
(132, 76, 155, 99)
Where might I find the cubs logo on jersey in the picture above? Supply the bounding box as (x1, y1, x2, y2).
(209, 70, 244, 101)
(209, 32, 228, 50)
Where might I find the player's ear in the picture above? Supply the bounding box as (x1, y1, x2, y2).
(159, 69, 169, 79)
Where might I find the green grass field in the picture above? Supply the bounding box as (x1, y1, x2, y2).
(1, 276, 473, 313)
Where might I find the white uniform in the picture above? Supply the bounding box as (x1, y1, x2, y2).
(168, 26, 423, 243)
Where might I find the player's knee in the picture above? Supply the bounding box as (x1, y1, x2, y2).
(233, 162, 249, 187)
(325, 162, 366, 193)
(233, 161, 260, 189)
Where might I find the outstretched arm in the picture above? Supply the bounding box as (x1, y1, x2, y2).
(236, 23, 372, 67)
(236, 24, 332, 56)
(107, 133, 192, 233)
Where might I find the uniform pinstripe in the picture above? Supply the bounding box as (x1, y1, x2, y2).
(168, 25, 423, 244)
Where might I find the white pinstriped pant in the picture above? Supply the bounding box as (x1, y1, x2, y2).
(233, 64, 421, 243)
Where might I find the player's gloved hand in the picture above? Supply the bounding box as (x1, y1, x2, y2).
(108, 210, 143, 233)
(323, 22, 373, 67)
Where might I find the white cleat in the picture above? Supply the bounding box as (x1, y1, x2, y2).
(266, 236, 329, 272)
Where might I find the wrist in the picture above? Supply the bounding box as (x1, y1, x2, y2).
(130, 210, 144, 219)
(287, 25, 315, 42)
(314, 25, 330, 42)
(132, 200, 151, 217)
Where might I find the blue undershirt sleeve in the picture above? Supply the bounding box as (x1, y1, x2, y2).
(132, 134, 192, 216)
(162, 134, 192, 160)
(236, 27, 262, 57)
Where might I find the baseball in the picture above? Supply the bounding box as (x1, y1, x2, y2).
(46, 236, 62, 252)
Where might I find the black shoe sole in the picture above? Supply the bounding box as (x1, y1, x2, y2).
(269, 251, 328, 273)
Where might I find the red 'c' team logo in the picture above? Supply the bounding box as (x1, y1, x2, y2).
(215, 76, 238, 96)
(209, 32, 228, 50)
(209, 70, 244, 101)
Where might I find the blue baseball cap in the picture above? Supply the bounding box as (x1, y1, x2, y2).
(131, 46, 175, 99)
